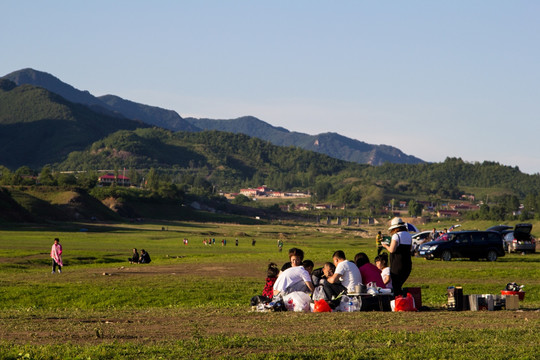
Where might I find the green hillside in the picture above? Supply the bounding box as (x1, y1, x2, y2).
(58, 127, 357, 190)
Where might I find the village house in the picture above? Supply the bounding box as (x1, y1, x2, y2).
(314, 204, 329, 210)
(98, 173, 131, 187)
(239, 188, 259, 197)
(452, 203, 480, 211)
(295, 203, 311, 211)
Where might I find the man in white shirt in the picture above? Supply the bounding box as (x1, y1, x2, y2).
(323, 250, 362, 301)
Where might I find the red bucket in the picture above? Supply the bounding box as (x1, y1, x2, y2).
(501, 290, 525, 301)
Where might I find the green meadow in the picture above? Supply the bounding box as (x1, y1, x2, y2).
(0, 220, 539, 359)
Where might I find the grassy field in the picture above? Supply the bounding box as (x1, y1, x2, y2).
(0, 219, 539, 359)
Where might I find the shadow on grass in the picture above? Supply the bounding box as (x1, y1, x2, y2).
(65, 257, 125, 265)
(497, 255, 540, 263)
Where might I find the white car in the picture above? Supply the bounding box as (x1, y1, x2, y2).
(411, 231, 438, 253)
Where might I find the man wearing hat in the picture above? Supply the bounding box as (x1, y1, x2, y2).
(382, 217, 413, 297)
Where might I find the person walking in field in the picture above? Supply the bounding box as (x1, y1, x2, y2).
(51, 238, 63, 274)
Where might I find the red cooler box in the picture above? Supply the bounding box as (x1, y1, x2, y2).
(405, 287, 422, 309)
(501, 290, 525, 301)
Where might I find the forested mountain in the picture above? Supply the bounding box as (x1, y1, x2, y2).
(2, 68, 197, 132)
(0, 79, 148, 168)
(186, 116, 424, 165)
(2, 68, 424, 166)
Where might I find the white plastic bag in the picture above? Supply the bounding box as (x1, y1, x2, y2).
(283, 291, 311, 312)
(312, 285, 327, 301)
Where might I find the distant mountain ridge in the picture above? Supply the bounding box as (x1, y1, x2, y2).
(2, 68, 198, 132)
(2, 68, 424, 166)
(97, 94, 200, 132)
(185, 116, 424, 165)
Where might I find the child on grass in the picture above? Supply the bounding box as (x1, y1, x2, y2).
(251, 263, 280, 307)
(262, 263, 279, 299)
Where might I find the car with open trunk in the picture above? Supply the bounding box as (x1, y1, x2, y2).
(502, 223, 535, 253)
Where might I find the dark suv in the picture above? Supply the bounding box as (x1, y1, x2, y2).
(418, 230, 505, 261)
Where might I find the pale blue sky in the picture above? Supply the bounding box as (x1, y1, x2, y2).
(3, 1, 540, 173)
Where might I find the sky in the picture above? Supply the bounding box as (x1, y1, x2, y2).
(3, 1, 540, 173)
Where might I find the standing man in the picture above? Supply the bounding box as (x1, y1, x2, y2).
(50, 238, 63, 274)
(429, 228, 438, 241)
(323, 250, 362, 300)
(375, 231, 384, 255)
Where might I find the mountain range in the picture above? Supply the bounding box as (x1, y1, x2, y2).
(2, 68, 424, 167)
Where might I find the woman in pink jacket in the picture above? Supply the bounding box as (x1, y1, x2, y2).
(51, 238, 63, 274)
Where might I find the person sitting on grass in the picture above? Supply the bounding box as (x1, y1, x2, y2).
(375, 253, 392, 290)
(302, 260, 314, 275)
(250, 262, 280, 307)
(128, 248, 139, 264)
(262, 263, 279, 298)
(273, 248, 314, 296)
(139, 249, 151, 264)
(322, 250, 362, 301)
(311, 262, 336, 286)
(354, 252, 385, 288)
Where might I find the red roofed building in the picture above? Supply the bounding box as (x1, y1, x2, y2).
(98, 173, 131, 187)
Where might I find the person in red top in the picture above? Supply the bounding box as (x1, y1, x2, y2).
(261, 263, 279, 298)
(354, 252, 385, 288)
(50, 238, 63, 274)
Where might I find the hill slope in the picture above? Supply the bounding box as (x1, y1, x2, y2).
(0, 80, 148, 169)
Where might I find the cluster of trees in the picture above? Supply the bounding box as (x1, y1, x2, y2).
(364, 158, 539, 198)
(466, 193, 540, 221)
